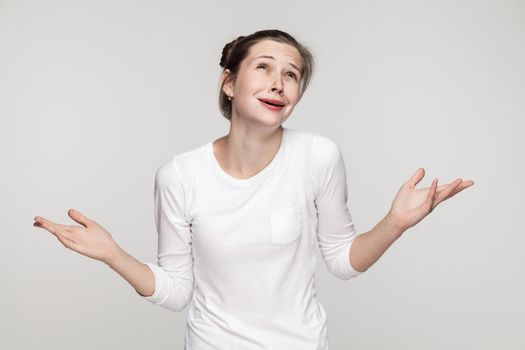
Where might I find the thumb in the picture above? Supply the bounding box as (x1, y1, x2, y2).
(68, 209, 93, 228)
(408, 167, 425, 188)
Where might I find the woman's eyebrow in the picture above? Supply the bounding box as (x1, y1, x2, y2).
(253, 55, 301, 72)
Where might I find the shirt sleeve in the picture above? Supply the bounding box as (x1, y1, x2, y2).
(139, 159, 194, 312)
(310, 135, 364, 280)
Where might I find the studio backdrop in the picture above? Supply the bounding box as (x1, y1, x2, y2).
(1, 0, 523, 349)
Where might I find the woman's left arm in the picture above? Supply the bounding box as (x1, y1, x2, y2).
(349, 168, 475, 272)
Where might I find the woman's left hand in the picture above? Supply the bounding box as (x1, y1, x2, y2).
(388, 168, 475, 233)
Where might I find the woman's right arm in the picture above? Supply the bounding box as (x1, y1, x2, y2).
(33, 209, 155, 297)
(105, 247, 155, 297)
(33, 159, 194, 312)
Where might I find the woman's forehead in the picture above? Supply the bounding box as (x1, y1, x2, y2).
(246, 40, 302, 68)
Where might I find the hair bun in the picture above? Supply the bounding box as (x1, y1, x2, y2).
(220, 35, 245, 68)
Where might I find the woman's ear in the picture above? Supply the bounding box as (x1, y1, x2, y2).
(221, 69, 234, 96)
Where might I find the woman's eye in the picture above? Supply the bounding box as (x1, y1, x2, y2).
(256, 64, 297, 80)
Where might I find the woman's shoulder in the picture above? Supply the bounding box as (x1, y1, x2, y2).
(287, 128, 341, 159)
(155, 142, 209, 184)
(171, 142, 208, 167)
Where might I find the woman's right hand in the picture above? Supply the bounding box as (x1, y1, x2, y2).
(33, 209, 121, 265)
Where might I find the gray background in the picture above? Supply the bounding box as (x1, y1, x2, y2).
(1, 0, 523, 349)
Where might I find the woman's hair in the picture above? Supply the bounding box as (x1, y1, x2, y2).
(218, 29, 315, 121)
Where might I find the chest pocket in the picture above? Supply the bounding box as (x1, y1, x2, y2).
(270, 204, 302, 245)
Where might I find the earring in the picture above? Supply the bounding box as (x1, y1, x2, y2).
(227, 95, 232, 101)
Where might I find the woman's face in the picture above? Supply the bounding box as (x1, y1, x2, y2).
(223, 39, 303, 128)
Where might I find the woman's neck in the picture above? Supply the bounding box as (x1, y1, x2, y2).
(212, 124, 283, 179)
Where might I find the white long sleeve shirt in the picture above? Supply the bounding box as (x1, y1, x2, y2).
(140, 127, 363, 349)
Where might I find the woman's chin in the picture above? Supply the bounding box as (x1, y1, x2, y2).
(255, 114, 289, 128)
(232, 107, 292, 127)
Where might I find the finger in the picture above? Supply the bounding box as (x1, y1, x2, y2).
(34, 216, 63, 230)
(444, 180, 475, 199)
(408, 167, 426, 188)
(458, 180, 475, 189)
(34, 216, 57, 230)
(38, 219, 64, 237)
(35, 216, 77, 229)
(34, 218, 77, 233)
(34, 218, 80, 251)
(427, 179, 474, 194)
(435, 178, 463, 204)
(34, 217, 76, 242)
(424, 178, 438, 213)
(68, 209, 93, 228)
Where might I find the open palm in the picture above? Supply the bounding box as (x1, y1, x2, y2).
(33, 209, 120, 264)
(388, 168, 475, 232)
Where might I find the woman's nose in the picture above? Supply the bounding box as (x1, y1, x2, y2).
(270, 75, 284, 93)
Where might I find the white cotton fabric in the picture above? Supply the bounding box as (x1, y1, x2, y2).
(141, 127, 363, 349)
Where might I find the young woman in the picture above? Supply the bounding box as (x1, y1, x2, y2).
(33, 29, 474, 349)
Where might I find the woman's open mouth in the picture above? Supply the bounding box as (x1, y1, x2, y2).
(258, 98, 285, 111)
